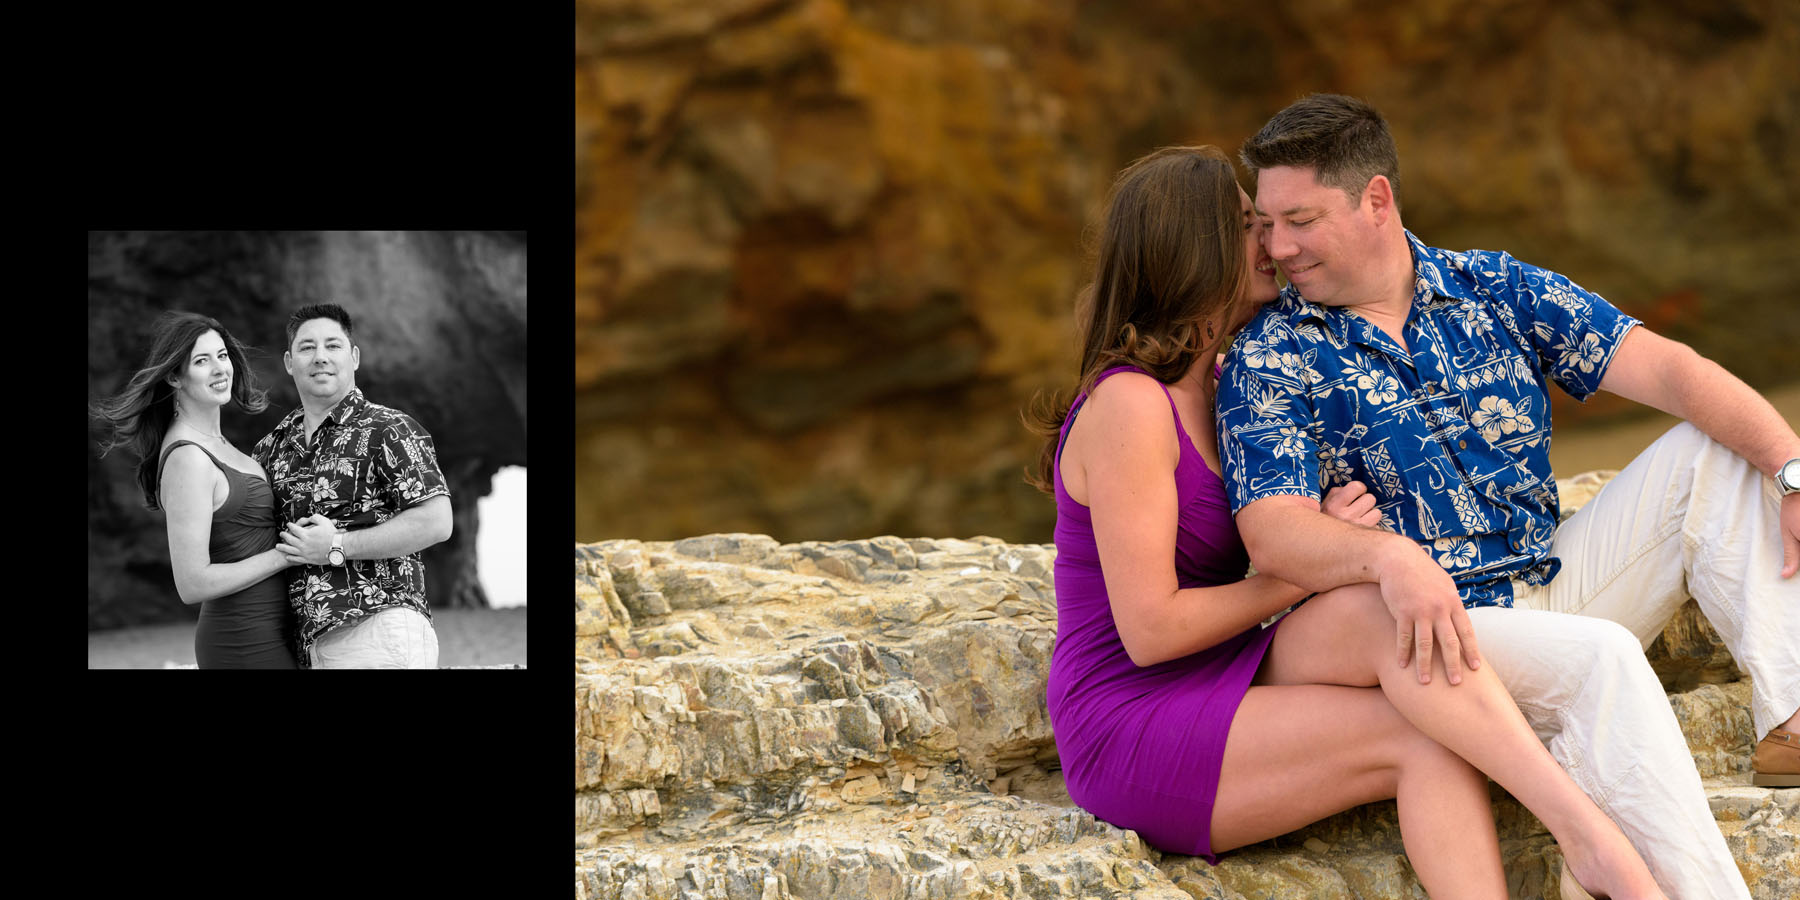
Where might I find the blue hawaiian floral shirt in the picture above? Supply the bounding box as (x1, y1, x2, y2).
(1216, 230, 1640, 607)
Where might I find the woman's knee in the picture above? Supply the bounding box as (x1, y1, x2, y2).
(1358, 703, 1467, 794)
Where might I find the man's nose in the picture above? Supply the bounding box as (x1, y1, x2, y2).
(1265, 222, 1297, 261)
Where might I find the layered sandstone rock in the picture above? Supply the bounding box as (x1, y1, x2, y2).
(576, 0, 1800, 544)
(574, 474, 1797, 899)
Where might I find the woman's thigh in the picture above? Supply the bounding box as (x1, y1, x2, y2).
(1209, 683, 1412, 852)
(1253, 583, 1390, 689)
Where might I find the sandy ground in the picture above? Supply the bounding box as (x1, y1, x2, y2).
(1548, 383, 1799, 476)
(87, 606, 527, 669)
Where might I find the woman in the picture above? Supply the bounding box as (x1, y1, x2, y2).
(1025, 146, 1664, 899)
(92, 311, 304, 669)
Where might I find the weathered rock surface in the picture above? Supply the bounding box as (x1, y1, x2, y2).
(575, 474, 1797, 899)
(88, 230, 527, 627)
(576, 0, 1800, 545)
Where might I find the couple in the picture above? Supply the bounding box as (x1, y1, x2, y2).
(92, 304, 453, 669)
(1032, 95, 1798, 899)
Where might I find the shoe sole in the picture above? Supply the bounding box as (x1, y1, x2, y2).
(1752, 773, 1799, 787)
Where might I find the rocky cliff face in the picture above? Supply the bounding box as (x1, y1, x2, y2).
(87, 231, 527, 628)
(576, 0, 1800, 544)
(574, 473, 1797, 899)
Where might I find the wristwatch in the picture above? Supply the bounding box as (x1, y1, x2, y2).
(328, 533, 346, 567)
(1779, 458, 1800, 496)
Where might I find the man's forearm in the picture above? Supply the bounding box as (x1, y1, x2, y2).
(1238, 496, 1420, 593)
(1667, 350, 1800, 477)
(1605, 330, 1800, 476)
(340, 497, 452, 560)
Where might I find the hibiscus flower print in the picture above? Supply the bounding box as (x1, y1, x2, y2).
(1238, 336, 1281, 369)
(1340, 358, 1399, 406)
(1269, 426, 1309, 460)
(1357, 371, 1400, 405)
(1470, 396, 1535, 442)
(1569, 332, 1605, 374)
(1317, 444, 1355, 486)
(1278, 352, 1321, 388)
(309, 476, 339, 502)
(303, 573, 334, 600)
(1433, 537, 1478, 570)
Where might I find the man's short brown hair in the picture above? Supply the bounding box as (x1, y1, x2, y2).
(1240, 93, 1401, 211)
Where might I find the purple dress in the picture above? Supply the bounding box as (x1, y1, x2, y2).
(1045, 365, 1280, 863)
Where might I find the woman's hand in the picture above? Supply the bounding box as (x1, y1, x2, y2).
(1321, 481, 1381, 528)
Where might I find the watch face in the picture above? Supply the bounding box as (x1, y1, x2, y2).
(1785, 460, 1800, 489)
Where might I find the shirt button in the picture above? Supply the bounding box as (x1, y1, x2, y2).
(1458, 440, 1468, 450)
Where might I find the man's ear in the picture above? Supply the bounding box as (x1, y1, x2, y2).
(1364, 175, 1396, 227)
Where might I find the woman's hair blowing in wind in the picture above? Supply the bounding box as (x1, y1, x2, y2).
(89, 311, 269, 510)
(1023, 145, 1248, 494)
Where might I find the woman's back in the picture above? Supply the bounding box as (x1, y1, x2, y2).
(1045, 365, 1269, 862)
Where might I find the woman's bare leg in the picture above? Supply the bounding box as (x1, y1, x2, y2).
(1212, 684, 1505, 899)
(1260, 585, 1666, 900)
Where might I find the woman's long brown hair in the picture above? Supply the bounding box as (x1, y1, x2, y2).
(89, 311, 270, 510)
(1023, 145, 1248, 494)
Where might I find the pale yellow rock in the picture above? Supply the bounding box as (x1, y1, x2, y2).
(576, 477, 1790, 898)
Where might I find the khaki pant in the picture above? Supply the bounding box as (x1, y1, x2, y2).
(309, 607, 439, 669)
(1478, 423, 1797, 899)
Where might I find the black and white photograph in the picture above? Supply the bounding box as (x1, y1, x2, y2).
(87, 230, 527, 669)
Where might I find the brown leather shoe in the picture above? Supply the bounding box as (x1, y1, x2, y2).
(1752, 727, 1799, 787)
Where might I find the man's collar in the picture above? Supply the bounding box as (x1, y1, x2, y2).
(321, 387, 366, 424)
(1270, 231, 1471, 358)
(1404, 229, 1481, 306)
(1278, 231, 1480, 317)
(277, 387, 366, 439)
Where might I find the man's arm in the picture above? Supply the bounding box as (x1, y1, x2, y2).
(1238, 494, 1483, 684)
(1598, 327, 1800, 576)
(341, 495, 453, 559)
(279, 496, 453, 564)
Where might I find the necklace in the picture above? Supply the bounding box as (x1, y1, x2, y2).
(172, 407, 224, 441)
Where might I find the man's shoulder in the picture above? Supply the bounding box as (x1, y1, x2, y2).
(1408, 231, 1538, 303)
(1239, 291, 1316, 336)
(1230, 292, 1331, 361)
(347, 395, 430, 435)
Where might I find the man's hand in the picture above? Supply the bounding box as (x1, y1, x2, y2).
(277, 514, 339, 566)
(1375, 543, 1482, 685)
(1783, 493, 1799, 579)
(1321, 481, 1381, 528)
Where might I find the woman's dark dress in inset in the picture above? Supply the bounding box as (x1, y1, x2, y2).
(158, 440, 299, 669)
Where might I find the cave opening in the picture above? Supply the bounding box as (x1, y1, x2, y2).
(477, 465, 526, 607)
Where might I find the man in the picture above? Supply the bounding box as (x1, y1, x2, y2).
(1217, 94, 1797, 898)
(255, 304, 453, 668)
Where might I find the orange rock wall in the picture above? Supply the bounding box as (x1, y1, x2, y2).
(576, 0, 1800, 543)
